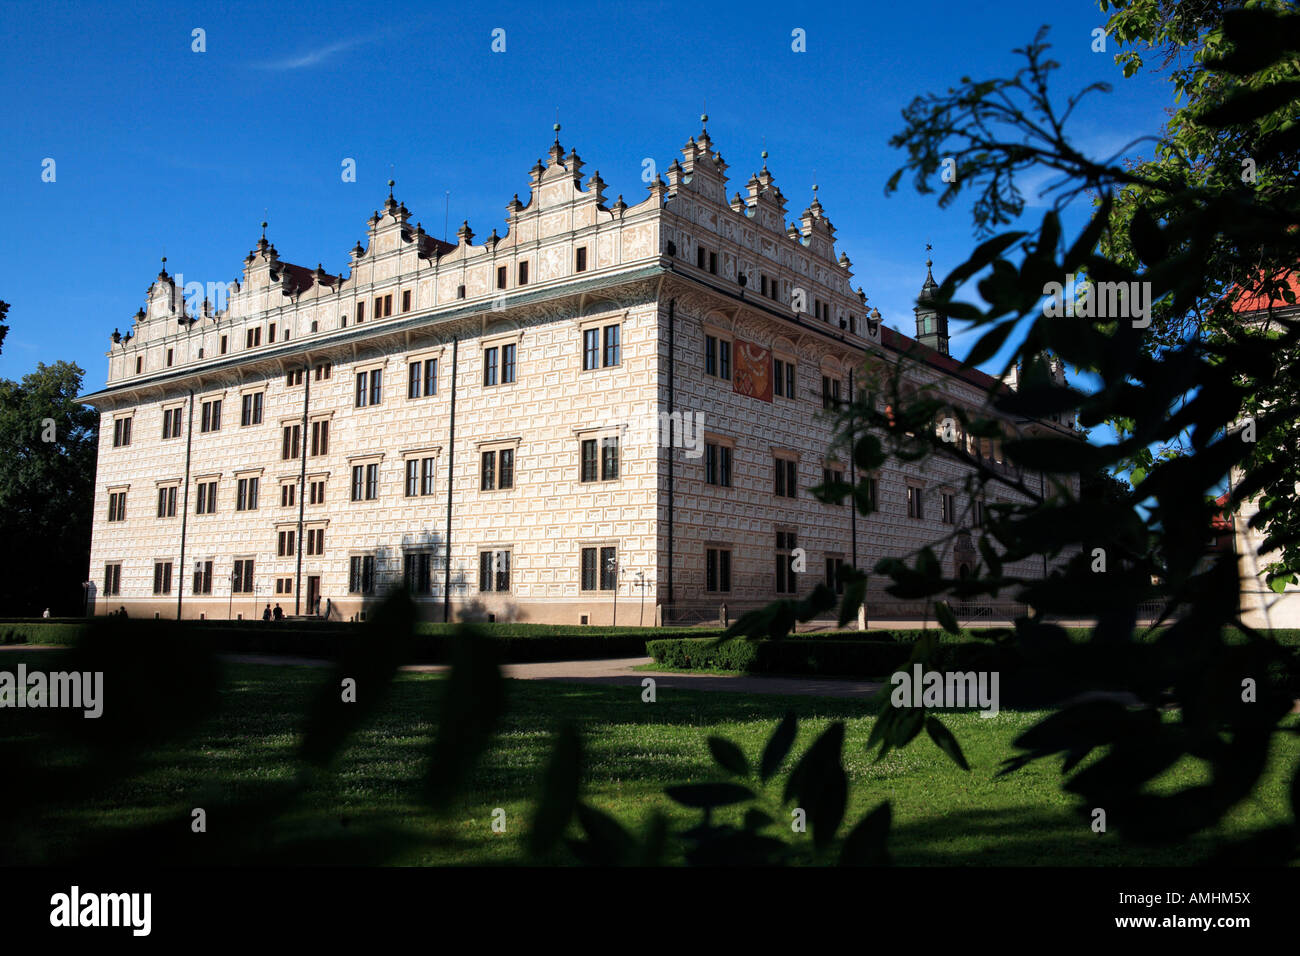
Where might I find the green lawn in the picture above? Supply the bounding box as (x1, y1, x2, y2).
(2, 651, 1296, 865)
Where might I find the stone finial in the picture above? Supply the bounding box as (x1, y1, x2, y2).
(457, 220, 474, 245)
(111, 328, 121, 344)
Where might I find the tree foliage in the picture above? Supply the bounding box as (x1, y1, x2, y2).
(0, 358, 98, 614)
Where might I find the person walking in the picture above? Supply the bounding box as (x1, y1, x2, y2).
(42, 608, 50, 618)
(273, 603, 284, 622)
(262, 604, 272, 622)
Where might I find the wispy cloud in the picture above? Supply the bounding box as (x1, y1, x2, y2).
(253, 36, 372, 71)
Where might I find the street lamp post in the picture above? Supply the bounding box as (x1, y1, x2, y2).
(635, 570, 646, 627)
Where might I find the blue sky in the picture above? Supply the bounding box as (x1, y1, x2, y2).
(0, 0, 1172, 388)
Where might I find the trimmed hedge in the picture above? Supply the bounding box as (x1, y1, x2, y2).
(647, 634, 1300, 704)
(0, 619, 659, 662)
(645, 637, 1006, 678)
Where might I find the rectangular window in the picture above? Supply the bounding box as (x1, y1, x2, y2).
(285, 368, 303, 387)
(240, 392, 263, 427)
(135, 356, 143, 374)
(402, 290, 411, 312)
(309, 421, 327, 460)
(405, 459, 419, 498)
(193, 560, 212, 595)
(601, 437, 619, 481)
(232, 558, 255, 593)
(348, 555, 375, 594)
(356, 301, 365, 324)
(941, 492, 956, 525)
(277, 529, 296, 557)
(153, 561, 173, 595)
(575, 247, 588, 272)
(156, 485, 177, 518)
(162, 407, 182, 439)
(823, 468, 846, 505)
(775, 531, 798, 594)
(409, 359, 437, 396)
(220, 335, 228, 355)
(705, 443, 732, 487)
(603, 326, 620, 367)
(973, 500, 985, 528)
(309, 480, 325, 505)
(200, 399, 221, 433)
(107, 491, 127, 522)
(355, 369, 383, 407)
(705, 335, 717, 377)
(821, 376, 842, 409)
(268, 323, 276, 344)
(404, 552, 432, 595)
(315, 361, 332, 381)
(281, 424, 301, 461)
(497, 265, 507, 289)
(518, 261, 529, 285)
(351, 466, 363, 501)
(706, 548, 732, 593)
(774, 458, 797, 498)
(774, 359, 796, 399)
(599, 546, 617, 591)
(365, 463, 378, 500)
(580, 439, 597, 483)
(235, 476, 259, 512)
(421, 456, 436, 496)
(580, 547, 598, 591)
(825, 557, 846, 595)
(113, 417, 132, 447)
(483, 347, 498, 387)
(245, 328, 261, 349)
(907, 486, 924, 520)
(481, 450, 497, 491)
(501, 343, 516, 384)
(196, 481, 217, 515)
(583, 328, 599, 371)
(281, 483, 296, 508)
(103, 562, 121, 596)
(479, 550, 511, 592)
(719, 339, 731, 380)
(862, 476, 878, 513)
(306, 528, 325, 555)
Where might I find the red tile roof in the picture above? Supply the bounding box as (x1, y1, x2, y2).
(880, 324, 1009, 395)
(1229, 269, 1300, 314)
